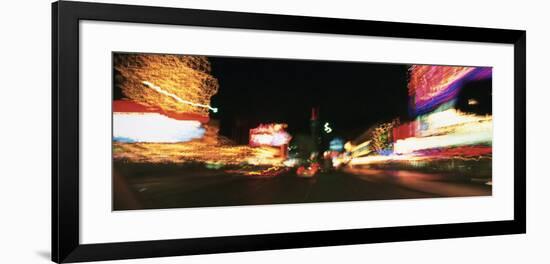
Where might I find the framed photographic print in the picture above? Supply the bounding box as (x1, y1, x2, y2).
(52, 1, 526, 263)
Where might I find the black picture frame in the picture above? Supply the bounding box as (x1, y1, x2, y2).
(52, 1, 526, 263)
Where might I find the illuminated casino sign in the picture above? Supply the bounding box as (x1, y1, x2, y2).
(249, 123, 292, 147)
(408, 65, 492, 115)
(113, 100, 207, 143)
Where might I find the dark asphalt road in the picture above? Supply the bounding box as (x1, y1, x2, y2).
(113, 164, 491, 210)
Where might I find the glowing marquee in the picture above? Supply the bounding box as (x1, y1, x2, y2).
(249, 123, 292, 147)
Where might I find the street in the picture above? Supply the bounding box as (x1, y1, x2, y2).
(113, 162, 491, 210)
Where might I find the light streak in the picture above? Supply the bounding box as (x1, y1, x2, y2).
(350, 153, 419, 165)
(113, 141, 284, 166)
(394, 109, 491, 154)
(420, 108, 490, 132)
(142, 81, 218, 113)
(393, 127, 491, 154)
(113, 100, 210, 123)
(349, 146, 492, 166)
(346, 140, 371, 155)
(225, 166, 288, 177)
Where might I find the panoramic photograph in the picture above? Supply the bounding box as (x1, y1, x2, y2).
(112, 52, 493, 211)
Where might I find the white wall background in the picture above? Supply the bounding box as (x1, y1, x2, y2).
(0, 0, 547, 263)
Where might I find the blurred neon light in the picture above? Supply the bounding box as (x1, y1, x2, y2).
(115, 54, 218, 116)
(346, 65, 493, 167)
(329, 138, 344, 151)
(416, 146, 492, 159)
(225, 166, 288, 177)
(392, 120, 419, 142)
(113, 141, 284, 166)
(249, 123, 292, 147)
(350, 153, 418, 165)
(113, 112, 204, 143)
(394, 109, 492, 154)
(409, 66, 492, 115)
(142, 81, 218, 113)
(349, 145, 492, 166)
(422, 108, 490, 131)
(350, 140, 370, 153)
(113, 100, 209, 123)
(324, 122, 333, 133)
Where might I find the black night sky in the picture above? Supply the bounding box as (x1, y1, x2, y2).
(209, 56, 410, 143)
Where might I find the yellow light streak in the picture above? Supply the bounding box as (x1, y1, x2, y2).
(142, 81, 218, 113)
